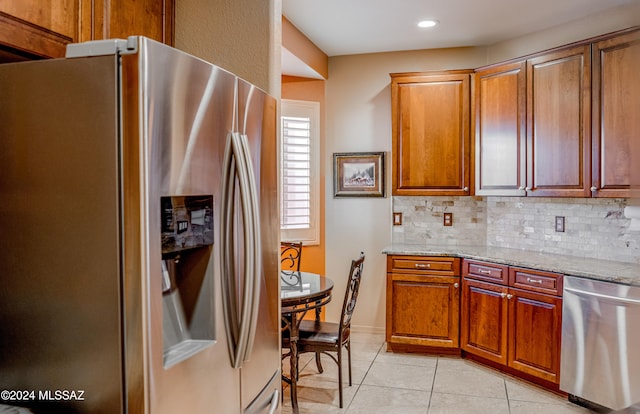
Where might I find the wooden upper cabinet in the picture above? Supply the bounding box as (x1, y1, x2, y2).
(591, 28, 640, 198)
(0, 0, 80, 58)
(475, 61, 527, 196)
(526, 45, 591, 197)
(391, 71, 472, 196)
(89, 0, 174, 46)
(0, 0, 173, 60)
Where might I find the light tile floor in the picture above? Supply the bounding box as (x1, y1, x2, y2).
(281, 332, 597, 414)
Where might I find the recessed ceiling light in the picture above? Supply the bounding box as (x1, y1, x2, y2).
(417, 20, 439, 28)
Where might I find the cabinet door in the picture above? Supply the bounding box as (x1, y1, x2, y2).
(391, 71, 471, 196)
(507, 288, 562, 384)
(475, 61, 527, 196)
(526, 45, 591, 197)
(591, 29, 640, 198)
(88, 0, 174, 46)
(0, 0, 82, 58)
(461, 278, 508, 365)
(0, 0, 173, 61)
(386, 273, 460, 349)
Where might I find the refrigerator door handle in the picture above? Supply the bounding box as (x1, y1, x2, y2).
(221, 131, 241, 367)
(220, 131, 261, 368)
(237, 132, 262, 363)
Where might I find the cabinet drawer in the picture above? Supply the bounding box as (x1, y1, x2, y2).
(463, 259, 508, 284)
(387, 255, 460, 276)
(509, 267, 563, 296)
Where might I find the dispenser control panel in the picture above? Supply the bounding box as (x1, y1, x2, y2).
(161, 195, 214, 255)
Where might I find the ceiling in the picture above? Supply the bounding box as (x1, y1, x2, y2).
(282, 0, 634, 76)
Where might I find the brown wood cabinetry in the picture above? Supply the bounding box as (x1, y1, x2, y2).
(0, 0, 81, 59)
(527, 45, 591, 197)
(90, 0, 174, 45)
(475, 45, 591, 198)
(391, 71, 472, 196)
(461, 259, 563, 386)
(0, 0, 173, 60)
(475, 28, 638, 198)
(591, 29, 640, 198)
(475, 61, 527, 196)
(386, 255, 461, 352)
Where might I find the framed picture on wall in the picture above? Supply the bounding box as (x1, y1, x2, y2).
(333, 152, 385, 197)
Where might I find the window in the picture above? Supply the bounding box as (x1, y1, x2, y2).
(280, 99, 320, 245)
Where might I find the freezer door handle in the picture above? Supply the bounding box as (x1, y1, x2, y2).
(244, 371, 281, 414)
(220, 131, 262, 369)
(267, 389, 279, 414)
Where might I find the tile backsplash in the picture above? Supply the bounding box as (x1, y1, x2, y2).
(392, 196, 639, 264)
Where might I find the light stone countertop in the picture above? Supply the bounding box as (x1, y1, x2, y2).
(382, 243, 640, 286)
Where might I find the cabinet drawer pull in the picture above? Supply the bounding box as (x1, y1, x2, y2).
(477, 269, 492, 275)
(415, 263, 431, 269)
(526, 277, 543, 285)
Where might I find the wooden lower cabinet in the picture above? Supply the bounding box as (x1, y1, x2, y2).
(461, 278, 508, 365)
(386, 255, 563, 388)
(461, 259, 563, 386)
(386, 256, 461, 352)
(508, 287, 562, 384)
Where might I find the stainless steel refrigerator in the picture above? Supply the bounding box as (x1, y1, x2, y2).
(0, 36, 281, 414)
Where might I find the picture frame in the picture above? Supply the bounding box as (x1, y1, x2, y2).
(333, 152, 385, 197)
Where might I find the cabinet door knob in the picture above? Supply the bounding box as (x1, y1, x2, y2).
(454, 282, 459, 288)
(518, 186, 525, 191)
(500, 292, 507, 298)
(463, 186, 469, 192)
(507, 294, 513, 300)
(590, 186, 598, 191)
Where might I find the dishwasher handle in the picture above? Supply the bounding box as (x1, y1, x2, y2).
(564, 286, 640, 306)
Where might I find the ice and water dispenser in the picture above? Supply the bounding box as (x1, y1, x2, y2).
(161, 195, 215, 368)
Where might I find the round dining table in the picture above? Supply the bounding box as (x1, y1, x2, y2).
(280, 271, 334, 414)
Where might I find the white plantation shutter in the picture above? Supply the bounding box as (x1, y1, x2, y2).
(280, 100, 319, 244)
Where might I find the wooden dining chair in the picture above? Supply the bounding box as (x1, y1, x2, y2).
(280, 241, 303, 273)
(285, 252, 365, 408)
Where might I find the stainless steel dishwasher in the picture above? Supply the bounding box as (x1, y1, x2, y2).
(561, 276, 640, 411)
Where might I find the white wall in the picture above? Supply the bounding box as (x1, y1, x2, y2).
(486, 1, 640, 63)
(324, 5, 640, 332)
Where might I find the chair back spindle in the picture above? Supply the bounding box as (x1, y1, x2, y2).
(281, 241, 303, 273)
(339, 252, 365, 341)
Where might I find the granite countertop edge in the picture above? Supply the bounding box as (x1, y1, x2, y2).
(382, 243, 640, 286)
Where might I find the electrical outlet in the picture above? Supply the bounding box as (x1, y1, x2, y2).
(444, 212, 453, 226)
(393, 212, 403, 226)
(555, 216, 565, 232)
